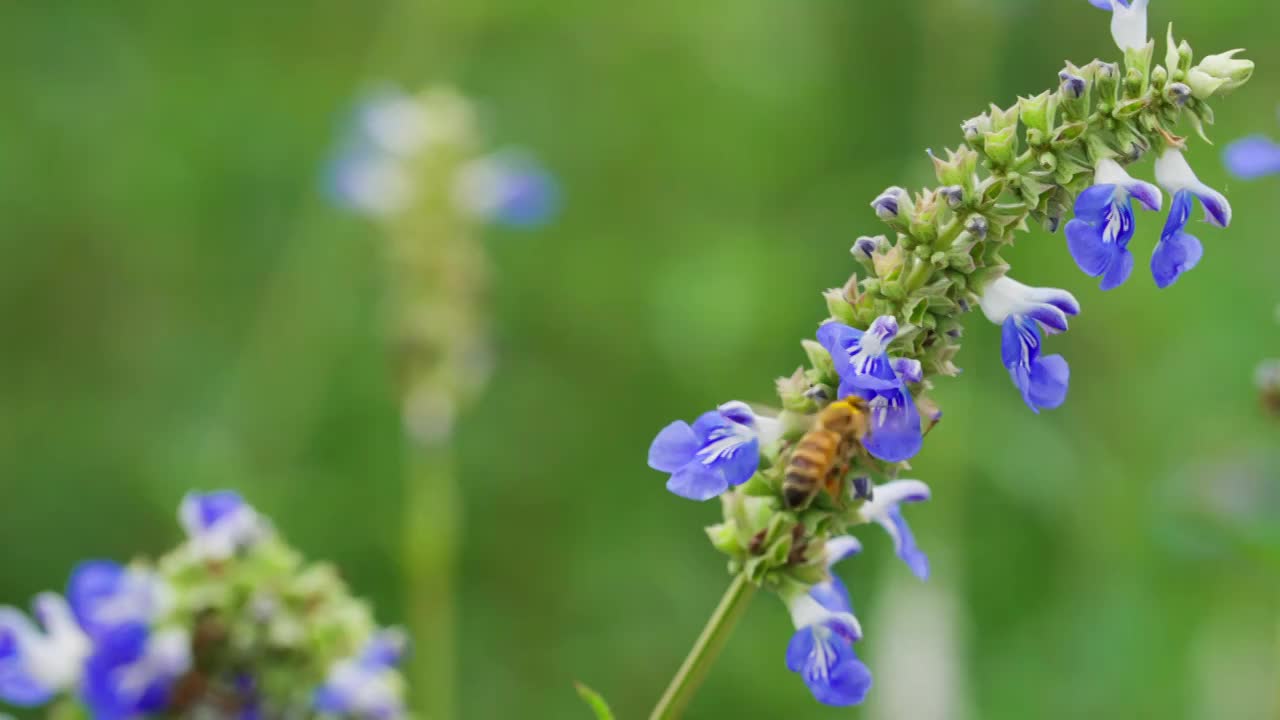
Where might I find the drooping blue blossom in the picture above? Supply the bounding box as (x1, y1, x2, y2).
(455, 153, 561, 229)
(68, 561, 169, 641)
(648, 401, 779, 501)
(1086, 0, 1149, 52)
(979, 276, 1079, 412)
(81, 625, 192, 720)
(784, 536, 872, 707)
(1152, 148, 1232, 288)
(856, 480, 932, 579)
(0, 594, 90, 707)
(1223, 135, 1280, 180)
(817, 317, 923, 463)
(314, 629, 408, 720)
(179, 490, 267, 562)
(1064, 158, 1163, 290)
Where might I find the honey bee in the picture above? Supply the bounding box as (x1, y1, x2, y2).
(783, 396, 869, 510)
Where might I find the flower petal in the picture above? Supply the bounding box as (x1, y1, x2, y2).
(1195, 188, 1232, 228)
(801, 631, 873, 707)
(1025, 354, 1070, 411)
(890, 358, 923, 385)
(666, 463, 727, 501)
(1099, 247, 1135, 290)
(647, 421, 699, 473)
(824, 536, 863, 567)
(1073, 184, 1119, 223)
(785, 627, 816, 673)
(1065, 219, 1113, 277)
(809, 577, 852, 616)
(1125, 179, 1163, 212)
(1151, 230, 1204, 289)
(718, 438, 760, 488)
(879, 506, 930, 580)
(861, 388, 923, 463)
(0, 610, 54, 707)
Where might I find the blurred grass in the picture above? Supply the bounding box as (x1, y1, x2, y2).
(2, 0, 1279, 718)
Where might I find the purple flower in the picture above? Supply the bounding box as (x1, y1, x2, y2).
(1223, 135, 1280, 180)
(179, 490, 267, 561)
(784, 536, 872, 706)
(314, 629, 408, 720)
(1064, 159, 1163, 290)
(857, 480, 932, 579)
(1152, 148, 1231, 288)
(82, 625, 191, 720)
(979, 276, 1079, 412)
(648, 402, 777, 501)
(817, 317, 923, 463)
(1002, 317, 1071, 414)
(0, 594, 90, 707)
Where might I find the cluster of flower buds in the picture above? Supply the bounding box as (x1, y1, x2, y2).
(649, 0, 1251, 706)
(327, 87, 558, 446)
(0, 492, 406, 718)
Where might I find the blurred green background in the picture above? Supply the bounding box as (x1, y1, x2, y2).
(2, 0, 1279, 718)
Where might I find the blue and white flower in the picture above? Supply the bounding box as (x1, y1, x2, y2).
(1064, 158, 1163, 290)
(817, 317, 923, 463)
(785, 536, 872, 706)
(979, 276, 1079, 412)
(179, 490, 267, 561)
(1152, 148, 1232, 288)
(81, 625, 192, 719)
(1087, 0, 1148, 52)
(856, 480, 931, 580)
(455, 152, 560, 229)
(314, 629, 408, 720)
(649, 402, 779, 501)
(0, 594, 90, 707)
(1224, 135, 1280, 180)
(68, 561, 170, 641)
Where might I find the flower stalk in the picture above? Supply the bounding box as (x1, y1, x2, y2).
(648, 573, 756, 720)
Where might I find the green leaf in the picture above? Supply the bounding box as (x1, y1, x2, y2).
(575, 682, 618, 720)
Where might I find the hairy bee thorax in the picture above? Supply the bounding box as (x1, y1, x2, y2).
(782, 397, 869, 511)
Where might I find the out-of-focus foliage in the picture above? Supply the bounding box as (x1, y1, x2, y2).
(1, 1, 1278, 718)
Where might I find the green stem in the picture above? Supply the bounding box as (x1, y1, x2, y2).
(404, 440, 459, 720)
(648, 574, 756, 720)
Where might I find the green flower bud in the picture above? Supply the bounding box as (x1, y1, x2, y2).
(1193, 49, 1254, 94)
(1185, 68, 1226, 100)
(1094, 61, 1120, 103)
(1018, 91, 1055, 134)
(706, 521, 744, 556)
(988, 103, 1019, 133)
(1150, 65, 1168, 90)
(930, 147, 978, 189)
(802, 337, 837, 380)
(961, 113, 991, 146)
(983, 126, 1017, 168)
